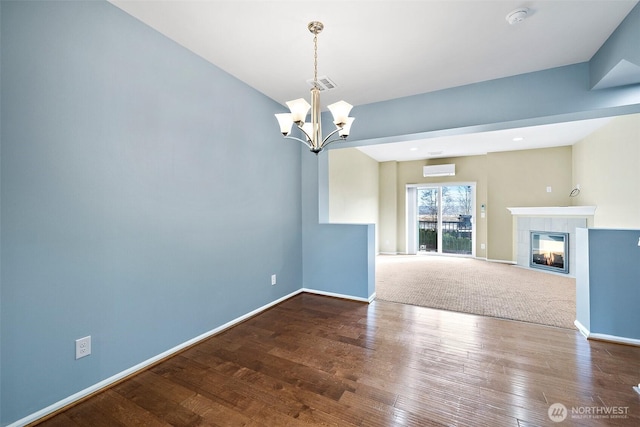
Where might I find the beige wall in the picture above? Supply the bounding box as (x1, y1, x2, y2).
(389, 148, 571, 260)
(328, 148, 379, 248)
(572, 113, 640, 228)
(393, 156, 488, 256)
(486, 146, 573, 261)
(378, 161, 398, 254)
(329, 146, 572, 260)
(329, 116, 640, 260)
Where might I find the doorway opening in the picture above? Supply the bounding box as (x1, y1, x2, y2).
(407, 183, 476, 256)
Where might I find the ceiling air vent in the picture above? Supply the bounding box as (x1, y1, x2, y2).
(307, 75, 337, 91)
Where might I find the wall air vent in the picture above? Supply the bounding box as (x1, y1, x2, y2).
(307, 75, 337, 91)
(423, 164, 455, 177)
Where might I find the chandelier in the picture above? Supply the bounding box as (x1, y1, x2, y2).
(275, 21, 355, 154)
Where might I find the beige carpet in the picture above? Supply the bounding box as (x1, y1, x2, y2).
(375, 255, 576, 329)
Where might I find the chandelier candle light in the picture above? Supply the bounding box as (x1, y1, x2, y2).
(275, 21, 355, 154)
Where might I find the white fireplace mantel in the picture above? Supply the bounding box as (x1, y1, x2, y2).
(507, 206, 596, 216)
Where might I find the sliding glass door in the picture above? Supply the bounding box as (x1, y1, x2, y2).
(417, 187, 440, 252)
(410, 184, 475, 256)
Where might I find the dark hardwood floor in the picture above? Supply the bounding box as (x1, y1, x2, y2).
(35, 293, 640, 426)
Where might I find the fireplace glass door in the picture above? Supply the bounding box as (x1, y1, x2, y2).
(530, 231, 569, 274)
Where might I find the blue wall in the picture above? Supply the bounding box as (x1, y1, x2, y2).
(341, 61, 640, 150)
(1, 1, 302, 424)
(0, 1, 3, 417)
(301, 151, 374, 300)
(590, 2, 640, 89)
(576, 229, 640, 341)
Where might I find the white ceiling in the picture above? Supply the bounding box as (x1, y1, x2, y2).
(110, 0, 637, 161)
(355, 116, 613, 161)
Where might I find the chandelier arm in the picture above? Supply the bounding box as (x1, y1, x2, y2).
(319, 136, 346, 151)
(320, 127, 343, 145)
(296, 123, 313, 143)
(284, 135, 314, 150)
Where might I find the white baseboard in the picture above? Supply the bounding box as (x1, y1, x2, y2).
(301, 288, 375, 303)
(8, 289, 304, 427)
(574, 320, 590, 338)
(574, 320, 640, 347)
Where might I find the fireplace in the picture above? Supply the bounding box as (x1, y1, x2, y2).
(530, 231, 569, 274)
(508, 206, 594, 277)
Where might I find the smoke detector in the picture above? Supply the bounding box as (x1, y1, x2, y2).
(506, 8, 530, 25)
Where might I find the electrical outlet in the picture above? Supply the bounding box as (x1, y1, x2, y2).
(75, 336, 91, 359)
(271, 274, 277, 286)
(480, 243, 486, 250)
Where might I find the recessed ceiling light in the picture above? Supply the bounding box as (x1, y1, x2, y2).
(512, 137, 524, 142)
(409, 147, 418, 151)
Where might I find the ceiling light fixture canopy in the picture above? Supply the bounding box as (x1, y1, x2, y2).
(275, 21, 355, 154)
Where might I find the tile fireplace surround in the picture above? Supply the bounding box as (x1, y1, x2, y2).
(507, 207, 596, 276)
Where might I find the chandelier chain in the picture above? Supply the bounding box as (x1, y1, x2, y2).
(313, 33, 318, 89)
